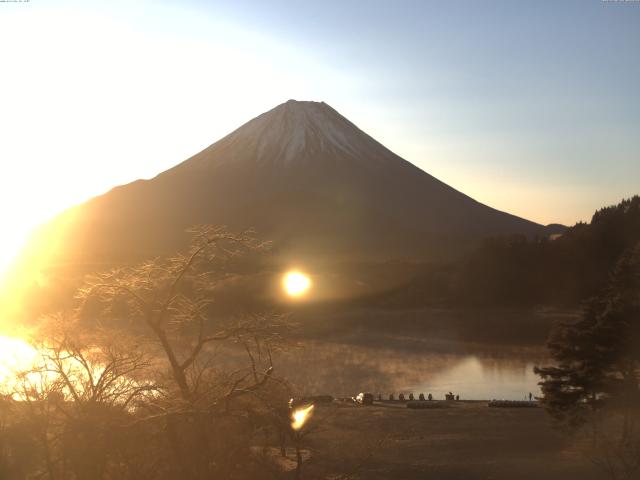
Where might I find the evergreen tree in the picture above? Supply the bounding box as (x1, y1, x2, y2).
(535, 242, 640, 479)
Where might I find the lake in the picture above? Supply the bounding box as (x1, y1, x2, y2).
(276, 339, 546, 401)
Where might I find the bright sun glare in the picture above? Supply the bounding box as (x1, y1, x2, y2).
(0, 336, 38, 389)
(283, 271, 312, 297)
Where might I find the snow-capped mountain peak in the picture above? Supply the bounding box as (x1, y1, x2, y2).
(197, 100, 395, 168)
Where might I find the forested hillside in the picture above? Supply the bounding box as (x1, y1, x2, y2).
(377, 196, 640, 308)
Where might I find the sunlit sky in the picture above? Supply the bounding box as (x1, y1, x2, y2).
(1, 0, 639, 277)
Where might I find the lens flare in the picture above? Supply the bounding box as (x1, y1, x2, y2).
(291, 404, 314, 431)
(282, 271, 311, 297)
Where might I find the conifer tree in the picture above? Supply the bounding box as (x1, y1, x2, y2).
(536, 243, 640, 479)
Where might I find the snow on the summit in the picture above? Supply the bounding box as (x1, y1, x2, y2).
(221, 100, 392, 167)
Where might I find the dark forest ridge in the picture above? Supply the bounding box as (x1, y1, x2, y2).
(27, 100, 563, 270)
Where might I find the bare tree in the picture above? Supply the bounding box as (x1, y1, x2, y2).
(5, 313, 157, 480)
(0, 227, 295, 479)
(74, 226, 294, 479)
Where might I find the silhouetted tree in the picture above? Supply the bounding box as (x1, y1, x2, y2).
(5, 314, 157, 480)
(536, 242, 640, 479)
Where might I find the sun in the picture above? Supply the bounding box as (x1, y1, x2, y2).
(282, 271, 312, 297)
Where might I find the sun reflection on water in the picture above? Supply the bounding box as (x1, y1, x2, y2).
(0, 336, 38, 390)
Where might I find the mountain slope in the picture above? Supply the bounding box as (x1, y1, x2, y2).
(30, 100, 554, 270)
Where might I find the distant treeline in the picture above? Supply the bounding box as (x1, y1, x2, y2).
(15, 197, 640, 321)
(375, 196, 640, 308)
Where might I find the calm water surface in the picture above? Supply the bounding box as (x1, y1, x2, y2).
(409, 355, 541, 401)
(277, 341, 545, 401)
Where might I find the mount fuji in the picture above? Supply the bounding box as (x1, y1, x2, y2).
(29, 100, 559, 269)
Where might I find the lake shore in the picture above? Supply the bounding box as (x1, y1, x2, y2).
(290, 401, 600, 480)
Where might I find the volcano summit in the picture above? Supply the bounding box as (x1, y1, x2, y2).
(27, 100, 557, 268)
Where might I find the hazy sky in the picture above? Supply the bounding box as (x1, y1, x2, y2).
(1, 0, 639, 273)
